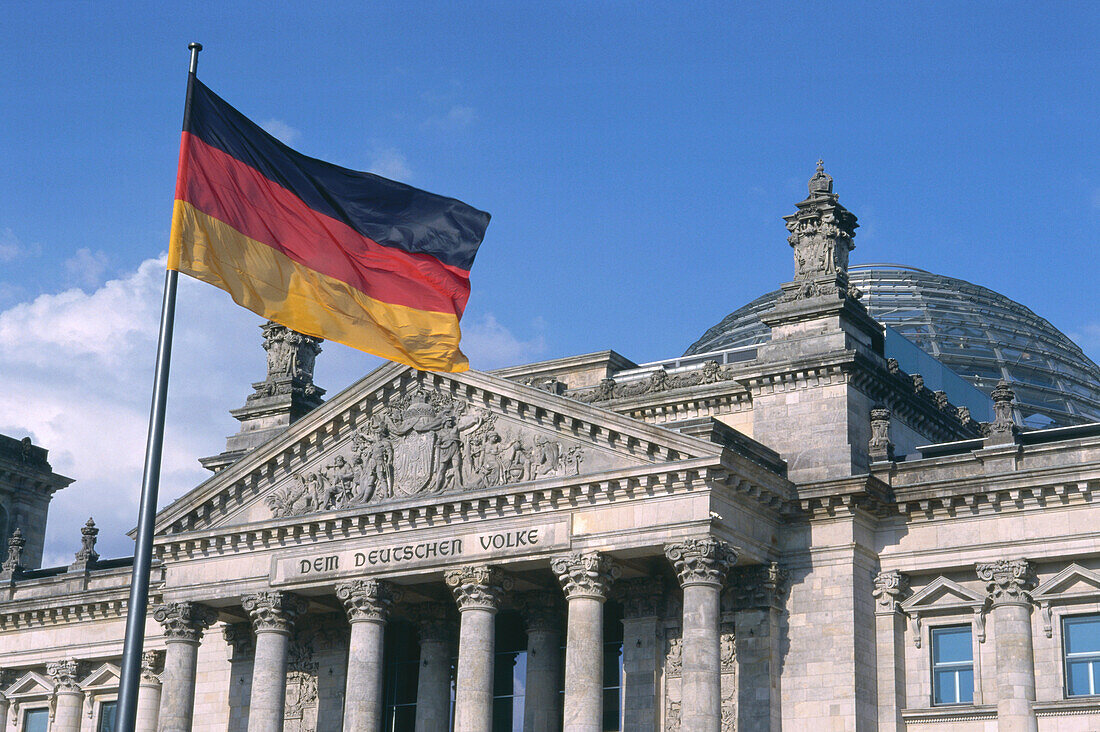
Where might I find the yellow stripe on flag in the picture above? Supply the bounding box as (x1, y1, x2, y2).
(169, 201, 470, 372)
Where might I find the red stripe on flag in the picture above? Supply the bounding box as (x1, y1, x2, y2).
(178, 133, 471, 317)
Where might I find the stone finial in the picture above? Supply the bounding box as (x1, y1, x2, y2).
(140, 650, 164, 683)
(517, 591, 564, 633)
(444, 566, 513, 612)
(260, 321, 323, 384)
(70, 518, 99, 569)
(665, 538, 738, 588)
(1, 529, 24, 574)
(551, 552, 621, 601)
(976, 559, 1035, 607)
(46, 659, 81, 693)
(614, 577, 666, 619)
(869, 406, 895, 462)
(725, 562, 788, 611)
(872, 570, 910, 614)
(335, 579, 402, 624)
(241, 591, 308, 634)
(984, 381, 1019, 445)
(222, 622, 254, 658)
(957, 406, 973, 427)
(781, 160, 858, 291)
(153, 602, 219, 643)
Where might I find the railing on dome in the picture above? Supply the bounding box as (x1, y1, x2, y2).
(611, 344, 759, 384)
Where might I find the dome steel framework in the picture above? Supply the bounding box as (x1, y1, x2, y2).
(685, 265, 1100, 428)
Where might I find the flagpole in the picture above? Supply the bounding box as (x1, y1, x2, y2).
(115, 41, 202, 732)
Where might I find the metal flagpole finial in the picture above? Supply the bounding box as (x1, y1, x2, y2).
(188, 42, 203, 74)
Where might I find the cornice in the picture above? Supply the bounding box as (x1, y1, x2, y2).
(783, 475, 897, 520)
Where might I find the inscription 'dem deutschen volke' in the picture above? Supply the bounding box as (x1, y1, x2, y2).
(271, 521, 569, 585)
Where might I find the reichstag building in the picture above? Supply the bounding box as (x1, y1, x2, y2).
(2, 164, 1099, 731)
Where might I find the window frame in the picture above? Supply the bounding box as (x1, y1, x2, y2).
(929, 623, 975, 706)
(19, 706, 50, 732)
(1062, 613, 1100, 698)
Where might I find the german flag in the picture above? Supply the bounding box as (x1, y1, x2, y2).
(168, 79, 490, 372)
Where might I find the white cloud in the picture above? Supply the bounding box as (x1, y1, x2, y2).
(422, 105, 478, 131)
(462, 314, 546, 370)
(261, 118, 302, 146)
(62, 247, 110, 289)
(0, 259, 545, 564)
(0, 228, 41, 262)
(368, 147, 413, 181)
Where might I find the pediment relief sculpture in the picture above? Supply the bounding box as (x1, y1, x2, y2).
(266, 387, 592, 518)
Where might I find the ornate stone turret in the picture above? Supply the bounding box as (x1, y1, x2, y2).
(0, 434, 72, 569)
(201, 322, 326, 472)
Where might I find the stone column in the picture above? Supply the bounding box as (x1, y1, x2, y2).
(154, 601, 219, 732)
(518, 592, 564, 732)
(665, 538, 737, 732)
(872, 570, 909, 732)
(135, 650, 164, 732)
(552, 552, 621, 732)
(976, 559, 1037, 732)
(242, 591, 308, 732)
(727, 563, 787, 732)
(445, 565, 512, 732)
(336, 579, 401, 732)
(413, 603, 455, 732)
(46, 659, 83, 732)
(616, 577, 664, 732)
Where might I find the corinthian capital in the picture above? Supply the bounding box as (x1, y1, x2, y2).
(335, 579, 402, 624)
(153, 602, 219, 643)
(726, 562, 788, 611)
(241, 591, 308, 634)
(140, 650, 164, 684)
(444, 566, 513, 612)
(46, 659, 81, 693)
(614, 577, 666, 619)
(872, 570, 909, 614)
(976, 559, 1035, 607)
(665, 538, 738, 588)
(551, 552, 621, 601)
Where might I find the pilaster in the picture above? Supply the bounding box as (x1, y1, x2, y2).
(872, 570, 909, 732)
(727, 562, 787, 732)
(518, 592, 564, 732)
(617, 577, 664, 732)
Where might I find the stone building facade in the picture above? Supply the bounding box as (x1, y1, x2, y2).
(1, 165, 1098, 731)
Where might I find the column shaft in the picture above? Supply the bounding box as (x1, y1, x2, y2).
(993, 603, 1038, 732)
(523, 627, 563, 732)
(135, 680, 162, 732)
(248, 629, 291, 732)
(563, 596, 604, 732)
(453, 607, 495, 731)
(159, 640, 202, 732)
(414, 637, 453, 732)
(873, 612, 905, 732)
(344, 620, 386, 731)
(53, 691, 83, 732)
(681, 583, 722, 732)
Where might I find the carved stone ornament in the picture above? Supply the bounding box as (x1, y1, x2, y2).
(725, 562, 787, 610)
(71, 518, 99, 567)
(267, 386, 586, 517)
(335, 579, 402, 623)
(869, 407, 895, 462)
(261, 322, 322, 384)
(574, 360, 732, 403)
(517, 592, 563, 634)
(614, 577, 666, 618)
(410, 602, 455, 644)
(976, 559, 1035, 607)
(664, 628, 683, 678)
(46, 659, 81, 693)
(665, 538, 738, 588)
(223, 622, 254, 658)
(982, 380, 1019, 444)
(720, 623, 736, 674)
(444, 565, 513, 612)
(551, 552, 621, 600)
(242, 591, 308, 634)
(283, 619, 345, 732)
(153, 602, 219, 643)
(139, 650, 164, 684)
(871, 570, 909, 613)
(2, 528, 25, 573)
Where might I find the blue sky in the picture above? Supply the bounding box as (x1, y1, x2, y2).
(1, 2, 1097, 560)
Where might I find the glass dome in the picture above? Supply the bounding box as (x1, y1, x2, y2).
(685, 265, 1100, 429)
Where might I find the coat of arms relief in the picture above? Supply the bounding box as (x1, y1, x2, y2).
(266, 387, 588, 518)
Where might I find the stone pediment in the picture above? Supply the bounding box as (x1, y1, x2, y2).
(901, 576, 985, 613)
(154, 363, 724, 535)
(5, 671, 52, 696)
(1033, 564, 1100, 600)
(80, 663, 120, 689)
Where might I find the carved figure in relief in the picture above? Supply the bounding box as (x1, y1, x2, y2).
(351, 419, 394, 502)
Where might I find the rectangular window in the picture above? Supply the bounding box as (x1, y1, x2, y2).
(931, 625, 974, 705)
(1064, 615, 1100, 696)
(22, 709, 49, 732)
(97, 701, 118, 732)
